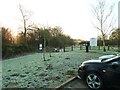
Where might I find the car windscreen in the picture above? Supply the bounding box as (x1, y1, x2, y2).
(103, 56, 120, 62)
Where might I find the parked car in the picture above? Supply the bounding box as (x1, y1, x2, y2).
(98, 54, 116, 61)
(78, 55, 120, 90)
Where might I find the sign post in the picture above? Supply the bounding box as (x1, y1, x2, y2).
(90, 38, 97, 47)
(90, 38, 97, 50)
(86, 42, 89, 52)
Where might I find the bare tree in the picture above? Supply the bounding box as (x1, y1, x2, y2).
(91, 0, 115, 51)
(117, 28, 120, 51)
(18, 4, 32, 45)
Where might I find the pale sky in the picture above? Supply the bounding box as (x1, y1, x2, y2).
(0, 0, 119, 40)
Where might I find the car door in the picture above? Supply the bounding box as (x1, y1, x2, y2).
(105, 57, 120, 87)
(114, 58, 120, 86)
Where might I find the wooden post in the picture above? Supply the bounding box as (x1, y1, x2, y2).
(43, 32, 46, 61)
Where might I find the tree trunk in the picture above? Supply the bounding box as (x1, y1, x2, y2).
(108, 45, 110, 50)
(49, 48, 52, 57)
(43, 34, 46, 61)
(102, 38, 106, 52)
(71, 45, 73, 51)
(98, 46, 100, 50)
(63, 47, 65, 52)
(118, 29, 120, 52)
(24, 20, 27, 46)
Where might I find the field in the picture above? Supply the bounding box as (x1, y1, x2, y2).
(1, 46, 117, 88)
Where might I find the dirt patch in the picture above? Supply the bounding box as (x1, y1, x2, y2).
(46, 64, 53, 70)
(66, 70, 76, 76)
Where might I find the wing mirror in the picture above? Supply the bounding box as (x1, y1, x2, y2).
(111, 62, 119, 69)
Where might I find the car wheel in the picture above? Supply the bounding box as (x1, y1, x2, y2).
(86, 73, 103, 90)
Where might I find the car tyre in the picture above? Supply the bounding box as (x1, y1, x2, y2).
(86, 73, 103, 90)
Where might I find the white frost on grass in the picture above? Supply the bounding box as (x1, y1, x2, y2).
(2, 48, 107, 88)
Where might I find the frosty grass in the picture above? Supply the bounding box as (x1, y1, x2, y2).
(2, 46, 114, 88)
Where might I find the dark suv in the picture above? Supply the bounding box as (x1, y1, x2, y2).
(78, 55, 120, 90)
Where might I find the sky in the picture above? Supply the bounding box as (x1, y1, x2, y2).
(0, 0, 119, 40)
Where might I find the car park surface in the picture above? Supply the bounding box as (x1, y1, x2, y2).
(56, 77, 90, 90)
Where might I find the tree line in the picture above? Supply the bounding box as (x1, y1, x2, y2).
(1, 5, 75, 59)
(97, 28, 120, 51)
(1, 26, 75, 59)
(1, 26, 120, 59)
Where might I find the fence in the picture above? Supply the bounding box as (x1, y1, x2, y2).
(79, 45, 119, 51)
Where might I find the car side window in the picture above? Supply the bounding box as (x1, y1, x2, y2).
(117, 59, 120, 64)
(115, 58, 120, 64)
(110, 57, 120, 64)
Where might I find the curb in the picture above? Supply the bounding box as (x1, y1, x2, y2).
(55, 76, 77, 90)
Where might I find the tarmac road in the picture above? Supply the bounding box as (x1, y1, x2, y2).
(56, 77, 90, 90)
